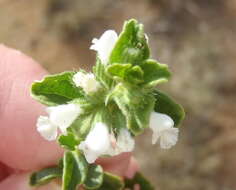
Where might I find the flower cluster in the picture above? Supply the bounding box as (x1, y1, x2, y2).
(36, 29, 179, 164)
(31, 19, 185, 190)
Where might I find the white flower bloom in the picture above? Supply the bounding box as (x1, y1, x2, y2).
(103, 132, 118, 156)
(73, 72, 100, 94)
(37, 103, 81, 141)
(79, 122, 111, 163)
(104, 128, 135, 156)
(79, 123, 135, 163)
(149, 112, 178, 149)
(90, 30, 118, 64)
(46, 104, 81, 134)
(37, 116, 57, 141)
(116, 128, 135, 153)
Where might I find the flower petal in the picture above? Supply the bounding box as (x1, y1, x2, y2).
(85, 122, 110, 153)
(116, 128, 135, 153)
(90, 30, 118, 64)
(36, 116, 58, 141)
(150, 112, 174, 132)
(46, 103, 81, 134)
(78, 142, 99, 164)
(149, 112, 176, 145)
(79, 122, 111, 163)
(160, 128, 179, 149)
(72, 72, 85, 88)
(104, 132, 119, 156)
(151, 132, 160, 145)
(73, 72, 100, 94)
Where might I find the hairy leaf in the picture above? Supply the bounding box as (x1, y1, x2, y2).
(84, 164, 103, 189)
(31, 72, 84, 106)
(97, 172, 124, 190)
(126, 65, 144, 84)
(111, 84, 155, 135)
(93, 58, 113, 89)
(70, 112, 96, 139)
(107, 63, 143, 84)
(62, 150, 88, 190)
(141, 59, 171, 87)
(110, 19, 149, 65)
(30, 167, 62, 186)
(154, 90, 185, 126)
(106, 63, 132, 79)
(58, 132, 80, 150)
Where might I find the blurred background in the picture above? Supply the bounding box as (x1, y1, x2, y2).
(1, 0, 236, 189)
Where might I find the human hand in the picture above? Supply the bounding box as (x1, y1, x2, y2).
(0, 45, 138, 190)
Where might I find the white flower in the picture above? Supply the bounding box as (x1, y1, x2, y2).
(79, 122, 111, 163)
(149, 112, 178, 149)
(37, 116, 57, 141)
(73, 72, 100, 94)
(37, 103, 81, 141)
(104, 128, 135, 156)
(102, 132, 117, 156)
(79, 123, 135, 163)
(116, 128, 135, 153)
(90, 30, 118, 64)
(46, 104, 82, 133)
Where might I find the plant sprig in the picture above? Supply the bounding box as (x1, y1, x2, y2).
(30, 19, 185, 190)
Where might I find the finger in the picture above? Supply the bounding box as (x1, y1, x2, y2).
(0, 172, 61, 190)
(0, 162, 12, 182)
(0, 45, 63, 171)
(134, 184, 141, 190)
(125, 157, 139, 179)
(96, 152, 132, 177)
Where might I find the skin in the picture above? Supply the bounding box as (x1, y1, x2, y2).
(0, 45, 139, 189)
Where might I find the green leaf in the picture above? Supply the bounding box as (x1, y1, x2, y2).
(108, 105, 127, 134)
(124, 172, 155, 190)
(107, 63, 143, 84)
(58, 132, 80, 150)
(31, 71, 84, 106)
(111, 83, 155, 135)
(93, 58, 114, 89)
(126, 65, 144, 84)
(30, 167, 62, 186)
(62, 150, 88, 190)
(70, 113, 95, 139)
(84, 164, 103, 189)
(154, 90, 185, 127)
(140, 59, 171, 87)
(97, 172, 124, 190)
(106, 63, 132, 79)
(70, 106, 110, 142)
(110, 19, 150, 65)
